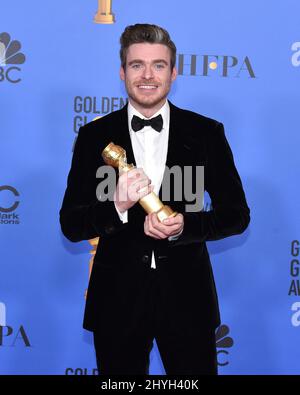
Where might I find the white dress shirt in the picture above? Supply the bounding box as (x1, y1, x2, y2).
(114, 99, 181, 269)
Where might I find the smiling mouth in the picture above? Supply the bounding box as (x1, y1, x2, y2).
(137, 84, 159, 90)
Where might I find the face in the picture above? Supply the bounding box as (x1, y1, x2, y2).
(120, 43, 177, 115)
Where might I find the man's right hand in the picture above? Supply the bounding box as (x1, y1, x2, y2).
(114, 168, 154, 213)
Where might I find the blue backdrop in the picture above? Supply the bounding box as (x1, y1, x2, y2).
(1, 0, 300, 375)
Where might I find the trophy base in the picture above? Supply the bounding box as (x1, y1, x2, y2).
(94, 13, 115, 24)
(156, 205, 177, 222)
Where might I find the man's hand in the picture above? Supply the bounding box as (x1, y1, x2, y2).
(144, 212, 184, 240)
(114, 168, 154, 213)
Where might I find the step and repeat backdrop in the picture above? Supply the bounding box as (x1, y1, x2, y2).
(1, 0, 300, 375)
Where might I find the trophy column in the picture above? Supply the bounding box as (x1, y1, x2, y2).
(94, 0, 115, 24)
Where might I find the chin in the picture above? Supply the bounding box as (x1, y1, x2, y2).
(134, 95, 166, 109)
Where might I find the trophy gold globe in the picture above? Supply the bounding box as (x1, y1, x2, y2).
(102, 142, 177, 222)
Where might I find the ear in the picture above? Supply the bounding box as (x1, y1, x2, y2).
(120, 66, 125, 81)
(171, 66, 177, 82)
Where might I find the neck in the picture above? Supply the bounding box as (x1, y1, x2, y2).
(129, 98, 167, 118)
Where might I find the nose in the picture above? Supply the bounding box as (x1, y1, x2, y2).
(142, 64, 154, 80)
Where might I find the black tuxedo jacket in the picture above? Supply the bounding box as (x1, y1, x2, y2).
(59, 101, 250, 335)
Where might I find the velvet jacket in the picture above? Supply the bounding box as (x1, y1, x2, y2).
(59, 101, 250, 334)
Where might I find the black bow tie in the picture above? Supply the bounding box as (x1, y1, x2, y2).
(131, 114, 163, 132)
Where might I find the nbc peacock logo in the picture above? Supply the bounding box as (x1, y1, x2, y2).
(0, 32, 26, 83)
(216, 324, 234, 366)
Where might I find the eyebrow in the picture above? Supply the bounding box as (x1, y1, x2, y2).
(128, 59, 169, 66)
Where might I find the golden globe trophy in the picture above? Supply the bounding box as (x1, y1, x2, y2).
(85, 237, 99, 299)
(102, 142, 177, 222)
(94, 0, 115, 24)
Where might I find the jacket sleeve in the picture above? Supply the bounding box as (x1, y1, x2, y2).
(59, 125, 127, 242)
(170, 121, 250, 246)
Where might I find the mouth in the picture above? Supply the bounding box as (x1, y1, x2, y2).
(136, 84, 159, 91)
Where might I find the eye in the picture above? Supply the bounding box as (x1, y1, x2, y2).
(132, 64, 142, 69)
(155, 64, 165, 69)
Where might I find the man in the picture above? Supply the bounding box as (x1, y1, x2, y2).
(59, 23, 250, 375)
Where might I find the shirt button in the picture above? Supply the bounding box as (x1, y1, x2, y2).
(141, 254, 149, 264)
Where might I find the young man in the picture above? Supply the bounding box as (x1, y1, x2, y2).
(59, 24, 250, 375)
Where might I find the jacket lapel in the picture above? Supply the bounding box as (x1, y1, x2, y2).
(116, 103, 136, 167)
(164, 101, 183, 169)
(158, 101, 185, 203)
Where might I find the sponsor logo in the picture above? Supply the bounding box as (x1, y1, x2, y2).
(289, 240, 300, 326)
(177, 54, 255, 78)
(216, 324, 234, 366)
(0, 325, 31, 347)
(0, 185, 20, 225)
(0, 32, 25, 83)
(0, 304, 31, 347)
(72, 96, 127, 150)
(65, 367, 99, 375)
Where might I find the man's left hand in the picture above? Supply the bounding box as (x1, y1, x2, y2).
(144, 212, 184, 240)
